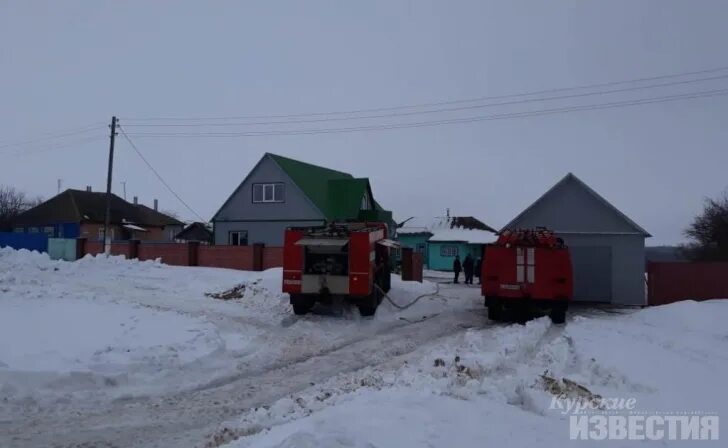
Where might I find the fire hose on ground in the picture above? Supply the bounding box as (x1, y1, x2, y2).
(374, 282, 442, 311)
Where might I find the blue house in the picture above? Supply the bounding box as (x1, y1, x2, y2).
(396, 226, 432, 266)
(397, 216, 496, 271)
(426, 216, 497, 271)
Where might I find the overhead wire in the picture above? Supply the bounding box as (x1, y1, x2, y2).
(0, 123, 106, 150)
(118, 125, 206, 222)
(121, 65, 728, 122)
(122, 87, 728, 139)
(120, 73, 728, 128)
(3, 135, 107, 158)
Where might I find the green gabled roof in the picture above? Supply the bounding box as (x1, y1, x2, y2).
(267, 153, 353, 219)
(327, 178, 370, 220)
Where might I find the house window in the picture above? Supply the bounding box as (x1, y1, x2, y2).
(98, 228, 115, 241)
(440, 245, 458, 257)
(28, 227, 38, 233)
(252, 183, 284, 203)
(416, 243, 426, 254)
(229, 231, 248, 246)
(42, 226, 54, 237)
(13, 227, 24, 233)
(168, 229, 176, 241)
(361, 193, 371, 210)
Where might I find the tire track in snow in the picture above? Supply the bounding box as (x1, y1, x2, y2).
(2, 309, 487, 448)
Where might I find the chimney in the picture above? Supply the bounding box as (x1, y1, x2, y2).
(153, 199, 158, 211)
(133, 196, 138, 205)
(86, 186, 92, 192)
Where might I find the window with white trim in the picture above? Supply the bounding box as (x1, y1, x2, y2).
(361, 193, 371, 210)
(98, 228, 115, 241)
(229, 231, 248, 246)
(42, 226, 54, 237)
(252, 183, 284, 203)
(440, 245, 458, 257)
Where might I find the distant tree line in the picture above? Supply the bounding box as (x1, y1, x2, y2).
(682, 193, 728, 262)
(0, 185, 43, 231)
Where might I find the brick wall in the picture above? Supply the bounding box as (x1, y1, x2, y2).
(138, 243, 190, 266)
(198, 246, 255, 270)
(78, 239, 282, 271)
(262, 247, 284, 270)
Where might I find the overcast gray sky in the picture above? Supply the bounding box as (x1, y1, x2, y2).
(2, 0, 727, 245)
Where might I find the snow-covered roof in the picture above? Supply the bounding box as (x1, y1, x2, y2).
(429, 228, 496, 244)
(397, 226, 431, 235)
(399, 216, 496, 244)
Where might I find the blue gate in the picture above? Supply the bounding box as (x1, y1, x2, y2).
(0, 232, 49, 253)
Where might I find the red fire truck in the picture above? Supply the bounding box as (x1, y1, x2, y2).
(282, 222, 396, 316)
(481, 228, 573, 324)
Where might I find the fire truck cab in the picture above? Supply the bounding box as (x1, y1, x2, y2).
(482, 228, 573, 324)
(282, 222, 396, 316)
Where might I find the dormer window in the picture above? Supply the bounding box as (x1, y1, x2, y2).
(253, 183, 285, 203)
(361, 192, 371, 210)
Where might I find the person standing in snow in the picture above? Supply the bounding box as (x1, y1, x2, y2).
(463, 254, 475, 285)
(452, 255, 462, 283)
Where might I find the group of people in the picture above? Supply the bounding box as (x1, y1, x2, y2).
(452, 253, 481, 285)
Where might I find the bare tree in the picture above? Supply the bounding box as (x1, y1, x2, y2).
(0, 185, 43, 231)
(681, 193, 728, 261)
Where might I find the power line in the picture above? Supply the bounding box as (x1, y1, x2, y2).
(4, 135, 107, 158)
(0, 123, 106, 150)
(122, 87, 728, 139)
(118, 126, 206, 222)
(122, 65, 728, 122)
(120, 73, 728, 128)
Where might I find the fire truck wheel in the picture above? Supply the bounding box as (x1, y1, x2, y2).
(291, 295, 314, 315)
(549, 301, 568, 324)
(358, 295, 378, 317)
(487, 297, 502, 321)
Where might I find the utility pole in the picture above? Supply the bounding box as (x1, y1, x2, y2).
(103, 116, 118, 255)
(121, 181, 127, 200)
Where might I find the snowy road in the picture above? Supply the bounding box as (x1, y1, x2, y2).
(0, 249, 485, 447)
(2, 248, 727, 448)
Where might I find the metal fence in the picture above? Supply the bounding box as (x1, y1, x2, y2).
(647, 261, 728, 306)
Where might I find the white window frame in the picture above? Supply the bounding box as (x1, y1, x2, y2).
(229, 230, 248, 246)
(440, 245, 458, 257)
(361, 193, 371, 210)
(252, 183, 285, 203)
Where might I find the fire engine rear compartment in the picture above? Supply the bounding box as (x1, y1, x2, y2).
(300, 239, 350, 295)
(283, 223, 393, 316)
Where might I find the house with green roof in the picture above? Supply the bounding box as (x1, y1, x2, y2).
(211, 153, 394, 246)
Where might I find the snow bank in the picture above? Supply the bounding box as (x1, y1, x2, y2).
(222, 301, 728, 448)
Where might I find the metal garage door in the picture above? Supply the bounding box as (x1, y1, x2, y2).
(569, 246, 612, 302)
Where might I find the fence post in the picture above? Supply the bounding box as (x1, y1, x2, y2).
(188, 241, 199, 266)
(401, 247, 413, 281)
(253, 243, 264, 271)
(76, 237, 87, 259)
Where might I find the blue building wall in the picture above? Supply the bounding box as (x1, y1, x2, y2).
(12, 222, 80, 239)
(0, 232, 49, 253)
(397, 233, 431, 266)
(427, 241, 484, 271)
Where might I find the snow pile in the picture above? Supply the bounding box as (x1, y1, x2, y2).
(220, 301, 728, 448)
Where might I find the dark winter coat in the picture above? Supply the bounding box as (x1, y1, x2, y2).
(453, 258, 462, 272)
(463, 255, 474, 273)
